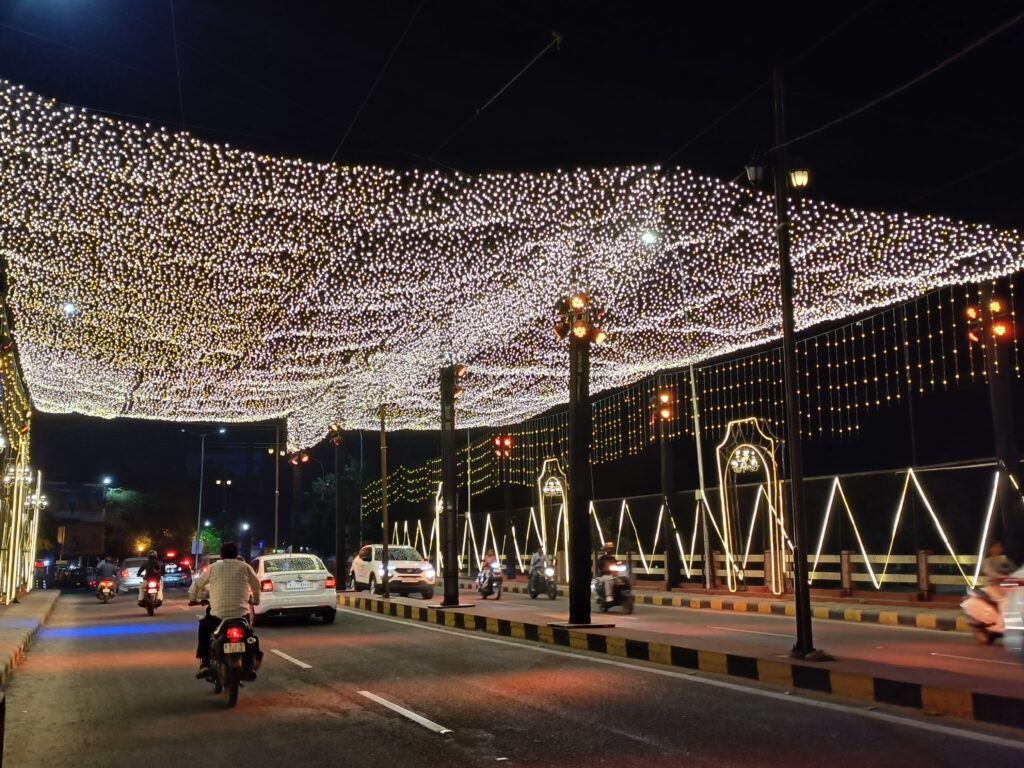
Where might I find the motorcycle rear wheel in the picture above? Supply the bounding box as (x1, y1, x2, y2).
(146, 602, 154, 616)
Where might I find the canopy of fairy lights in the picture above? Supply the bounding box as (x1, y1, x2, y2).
(0, 80, 1022, 448)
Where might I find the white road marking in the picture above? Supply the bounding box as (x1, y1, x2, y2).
(340, 607, 1024, 751)
(930, 652, 1020, 667)
(708, 625, 792, 639)
(269, 648, 312, 669)
(357, 690, 453, 735)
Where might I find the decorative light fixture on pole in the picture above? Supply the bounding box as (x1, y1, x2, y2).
(440, 363, 467, 606)
(744, 68, 821, 660)
(553, 292, 607, 625)
(378, 403, 390, 599)
(653, 381, 681, 589)
(965, 295, 1022, 561)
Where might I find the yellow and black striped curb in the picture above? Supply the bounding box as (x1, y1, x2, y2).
(340, 593, 1024, 730)
(457, 580, 970, 633)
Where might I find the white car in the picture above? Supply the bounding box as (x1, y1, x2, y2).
(350, 545, 435, 598)
(250, 553, 337, 625)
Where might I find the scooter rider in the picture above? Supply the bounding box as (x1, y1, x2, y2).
(95, 555, 117, 582)
(597, 541, 617, 602)
(188, 541, 261, 678)
(982, 542, 1017, 604)
(137, 550, 164, 605)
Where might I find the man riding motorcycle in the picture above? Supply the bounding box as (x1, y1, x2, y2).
(187, 541, 261, 678)
(95, 555, 118, 582)
(137, 550, 164, 605)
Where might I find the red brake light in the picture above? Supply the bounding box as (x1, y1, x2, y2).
(166, 551, 176, 559)
(325, 577, 336, 589)
(225, 626, 245, 642)
(180, 557, 191, 567)
(260, 579, 274, 592)
(121, 569, 129, 578)
(147, 580, 158, 588)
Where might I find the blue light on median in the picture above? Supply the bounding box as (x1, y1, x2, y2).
(40, 621, 194, 639)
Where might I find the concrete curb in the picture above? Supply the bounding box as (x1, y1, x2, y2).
(340, 593, 1024, 730)
(457, 580, 971, 633)
(0, 590, 60, 686)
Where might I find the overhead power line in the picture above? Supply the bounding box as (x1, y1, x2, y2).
(772, 9, 1024, 152)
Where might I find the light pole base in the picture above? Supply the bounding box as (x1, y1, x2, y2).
(435, 602, 476, 609)
(547, 621, 615, 629)
(790, 647, 832, 662)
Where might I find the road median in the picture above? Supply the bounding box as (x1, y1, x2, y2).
(339, 592, 1023, 731)
(0, 589, 60, 684)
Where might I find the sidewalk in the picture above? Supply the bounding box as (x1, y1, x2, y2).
(460, 580, 971, 632)
(339, 590, 1024, 731)
(0, 588, 60, 684)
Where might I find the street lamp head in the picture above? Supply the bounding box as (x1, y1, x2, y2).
(241, 522, 250, 532)
(102, 476, 112, 486)
(640, 230, 659, 245)
(454, 364, 467, 379)
(267, 447, 274, 455)
(218, 427, 227, 434)
(204, 520, 211, 527)
(569, 293, 588, 311)
(453, 385, 464, 400)
(788, 168, 810, 190)
(989, 298, 1004, 314)
(571, 320, 588, 339)
(215, 479, 222, 485)
(744, 155, 764, 186)
(226, 479, 232, 486)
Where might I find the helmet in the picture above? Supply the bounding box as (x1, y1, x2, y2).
(148, 550, 158, 559)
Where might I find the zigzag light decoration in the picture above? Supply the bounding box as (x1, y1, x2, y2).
(1, 80, 1022, 448)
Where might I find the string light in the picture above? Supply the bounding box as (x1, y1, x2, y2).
(0, 80, 1020, 448)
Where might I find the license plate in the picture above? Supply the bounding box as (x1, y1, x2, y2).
(147, 589, 158, 594)
(223, 642, 245, 653)
(286, 580, 311, 590)
(400, 577, 420, 582)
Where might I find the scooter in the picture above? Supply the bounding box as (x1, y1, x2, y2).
(95, 577, 117, 603)
(962, 575, 1023, 645)
(140, 578, 163, 616)
(593, 563, 634, 614)
(477, 563, 503, 599)
(528, 562, 558, 600)
(196, 602, 263, 707)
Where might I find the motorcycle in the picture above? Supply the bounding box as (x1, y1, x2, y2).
(528, 562, 558, 600)
(95, 577, 117, 603)
(140, 578, 163, 616)
(197, 602, 262, 707)
(477, 562, 503, 599)
(961, 573, 1023, 645)
(593, 562, 634, 614)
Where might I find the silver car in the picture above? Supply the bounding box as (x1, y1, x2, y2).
(118, 557, 148, 594)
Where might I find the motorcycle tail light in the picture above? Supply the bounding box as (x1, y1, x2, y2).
(226, 626, 245, 643)
(324, 577, 336, 589)
(260, 579, 274, 592)
(147, 580, 158, 589)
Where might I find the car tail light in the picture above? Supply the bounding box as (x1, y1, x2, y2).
(121, 569, 129, 578)
(325, 577, 336, 589)
(225, 626, 245, 643)
(260, 579, 274, 592)
(88, 580, 96, 587)
(147, 580, 158, 589)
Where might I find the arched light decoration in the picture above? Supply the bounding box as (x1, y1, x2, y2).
(0, 80, 1022, 449)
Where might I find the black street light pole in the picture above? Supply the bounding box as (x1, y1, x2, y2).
(567, 325, 592, 625)
(554, 293, 607, 626)
(656, 380, 682, 589)
(379, 405, 390, 599)
(440, 364, 464, 606)
(329, 423, 345, 588)
(771, 67, 816, 659)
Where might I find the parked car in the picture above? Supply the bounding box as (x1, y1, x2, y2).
(350, 545, 436, 599)
(249, 553, 337, 624)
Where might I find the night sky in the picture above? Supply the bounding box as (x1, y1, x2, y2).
(4, 1, 1023, 549)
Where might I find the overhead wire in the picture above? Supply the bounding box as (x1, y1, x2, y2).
(770, 8, 1024, 152)
(330, 0, 426, 163)
(429, 31, 562, 161)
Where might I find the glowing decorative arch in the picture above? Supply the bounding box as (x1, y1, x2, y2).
(715, 417, 787, 594)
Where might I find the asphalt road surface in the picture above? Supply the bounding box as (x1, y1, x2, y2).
(447, 585, 1024, 697)
(4, 590, 1023, 767)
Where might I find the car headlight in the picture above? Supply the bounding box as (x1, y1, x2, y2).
(544, 567, 555, 577)
(423, 566, 435, 579)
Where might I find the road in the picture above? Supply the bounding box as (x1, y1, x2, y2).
(449, 585, 1024, 697)
(3, 590, 1023, 767)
